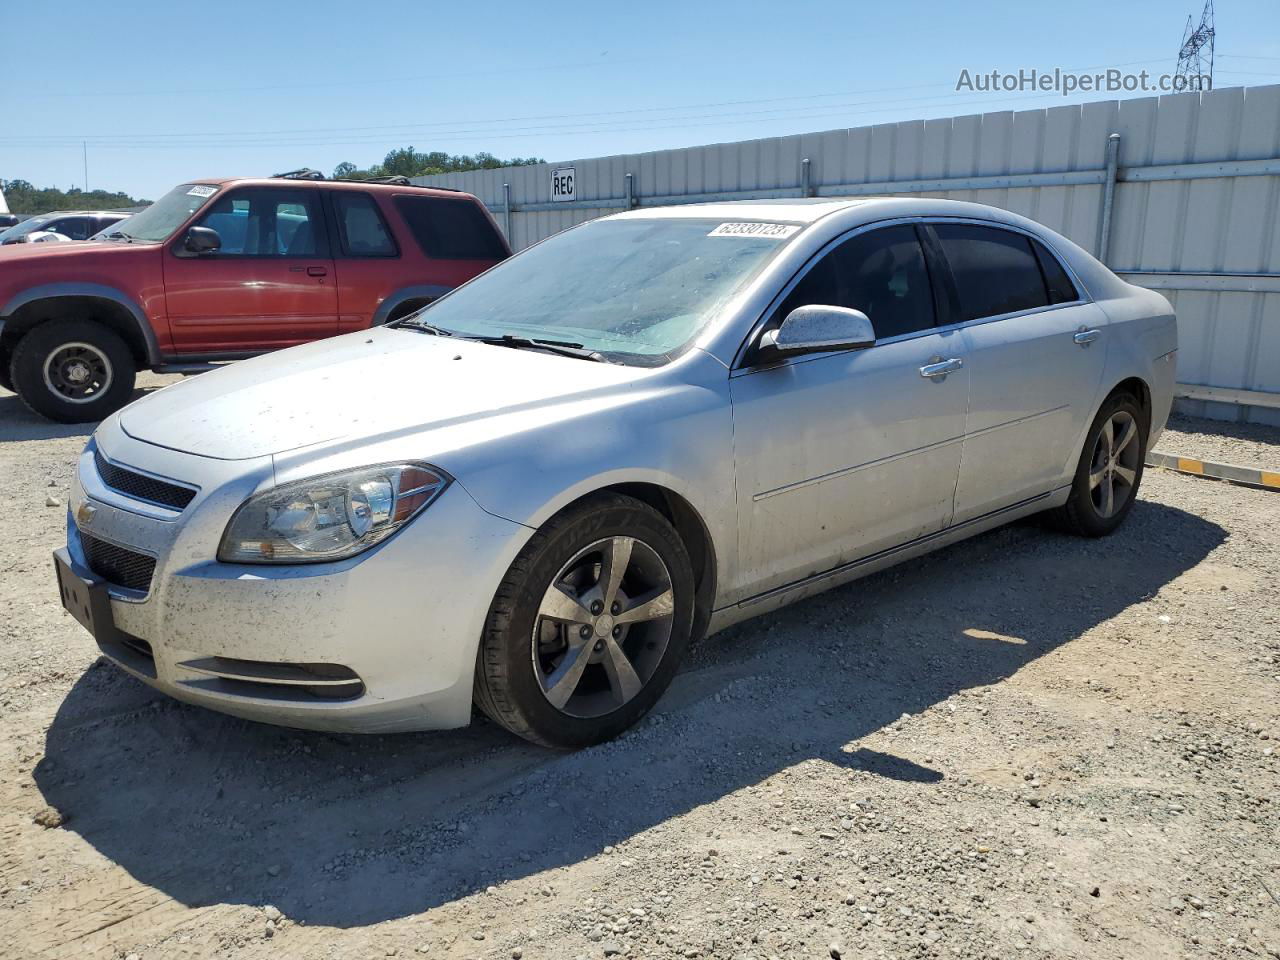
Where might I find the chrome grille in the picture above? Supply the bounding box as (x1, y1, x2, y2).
(80, 533, 156, 593)
(94, 449, 196, 510)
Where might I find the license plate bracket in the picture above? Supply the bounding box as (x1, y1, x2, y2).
(53, 547, 120, 645)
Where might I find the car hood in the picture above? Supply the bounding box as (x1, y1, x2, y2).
(119, 328, 648, 460)
(0, 239, 147, 262)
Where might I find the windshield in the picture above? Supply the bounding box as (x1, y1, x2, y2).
(0, 215, 54, 241)
(102, 183, 219, 242)
(411, 217, 797, 363)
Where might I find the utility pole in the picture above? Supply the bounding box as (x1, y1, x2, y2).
(1175, 0, 1215, 92)
(83, 141, 89, 193)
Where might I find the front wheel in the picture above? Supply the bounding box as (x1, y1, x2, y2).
(1049, 392, 1147, 537)
(473, 493, 696, 748)
(10, 319, 137, 423)
(0, 343, 14, 393)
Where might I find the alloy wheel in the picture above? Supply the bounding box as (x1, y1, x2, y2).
(531, 536, 675, 718)
(1089, 410, 1141, 518)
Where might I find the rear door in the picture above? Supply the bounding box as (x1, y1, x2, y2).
(928, 222, 1108, 522)
(162, 186, 337, 355)
(326, 190, 407, 333)
(728, 223, 968, 600)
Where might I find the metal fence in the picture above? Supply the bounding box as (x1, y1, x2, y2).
(416, 84, 1280, 426)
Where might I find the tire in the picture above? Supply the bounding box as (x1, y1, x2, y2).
(474, 492, 696, 749)
(1048, 391, 1147, 537)
(10, 319, 137, 423)
(0, 343, 13, 393)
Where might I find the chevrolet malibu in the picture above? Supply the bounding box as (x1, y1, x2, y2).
(54, 198, 1177, 748)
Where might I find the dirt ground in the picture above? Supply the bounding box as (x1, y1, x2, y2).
(0, 380, 1277, 960)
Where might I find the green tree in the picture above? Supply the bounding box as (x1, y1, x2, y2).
(0, 178, 146, 215)
(332, 146, 543, 182)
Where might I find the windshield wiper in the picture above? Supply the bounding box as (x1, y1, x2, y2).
(468, 334, 610, 363)
(395, 317, 454, 337)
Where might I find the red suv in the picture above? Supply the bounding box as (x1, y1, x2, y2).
(0, 173, 508, 422)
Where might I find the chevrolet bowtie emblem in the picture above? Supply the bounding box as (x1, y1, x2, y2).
(76, 503, 97, 527)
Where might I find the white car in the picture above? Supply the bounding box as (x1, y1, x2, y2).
(54, 198, 1177, 748)
(24, 230, 75, 243)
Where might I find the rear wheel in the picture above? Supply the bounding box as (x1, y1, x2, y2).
(474, 493, 695, 748)
(1049, 392, 1147, 537)
(10, 319, 137, 423)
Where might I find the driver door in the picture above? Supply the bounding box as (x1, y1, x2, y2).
(728, 223, 968, 600)
(163, 186, 337, 354)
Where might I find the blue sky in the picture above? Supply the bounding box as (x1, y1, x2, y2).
(2, 0, 1278, 201)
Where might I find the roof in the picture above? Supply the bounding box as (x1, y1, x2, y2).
(607, 195, 1042, 229)
(22, 210, 131, 218)
(610, 198, 867, 224)
(184, 177, 468, 198)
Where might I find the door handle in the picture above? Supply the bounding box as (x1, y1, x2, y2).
(1073, 328, 1100, 345)
(919, 357, 963, 379)
(307, 266, 328, 277)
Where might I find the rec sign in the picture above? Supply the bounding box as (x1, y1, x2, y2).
(551, 167, 576, 203)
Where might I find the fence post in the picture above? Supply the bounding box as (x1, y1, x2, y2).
(502, 183, 512, 242)
(801, 158, 812, 198)
(1096, 133, 1121, 264)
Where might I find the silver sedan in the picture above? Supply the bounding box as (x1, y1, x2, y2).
(55, 197, 1177, 747)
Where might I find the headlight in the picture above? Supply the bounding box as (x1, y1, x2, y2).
(218, 463, 449, 564)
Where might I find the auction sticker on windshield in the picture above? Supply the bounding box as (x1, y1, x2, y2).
(187, 185, 218, 197)
(707, 222, 800, 239)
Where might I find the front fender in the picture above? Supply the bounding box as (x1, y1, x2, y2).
(0, 282, 161, 364)
(446, 355, 739, 606)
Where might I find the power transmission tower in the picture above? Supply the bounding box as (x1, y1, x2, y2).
(1175, 0, 1215, 91)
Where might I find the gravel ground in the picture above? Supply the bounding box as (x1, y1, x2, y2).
(1157, 413, 1280, 472)
(0, 384, 1278, 960)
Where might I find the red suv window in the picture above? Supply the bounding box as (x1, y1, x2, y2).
(197, 188, 326, 257)
(333, 192, 398, 258)
(394, 195, 506, 260)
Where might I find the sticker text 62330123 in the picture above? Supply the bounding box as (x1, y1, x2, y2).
(707, 222, 801, 239)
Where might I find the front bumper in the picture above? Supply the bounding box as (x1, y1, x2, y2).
(64, 421, 531, 733)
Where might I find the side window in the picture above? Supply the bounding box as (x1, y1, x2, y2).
(195, 188, 322, 257)
(1031, 238, 1079, 304)
(393, 196, 507, 260)
(334, 192, 397, 257)
(201, 199, 250, 252)
(52, 217, 91, 240)
(773, 224, 936, 340)
(932, 223, 1050, 321)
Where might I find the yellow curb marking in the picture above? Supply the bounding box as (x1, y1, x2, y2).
(1177, 458, 1205, 475)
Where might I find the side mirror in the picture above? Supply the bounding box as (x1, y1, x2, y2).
(183, 226, 222, 255)
(757, 305, 875, 361)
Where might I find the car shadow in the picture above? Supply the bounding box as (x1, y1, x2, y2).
(34, 499, 1225, 928)
(0, 381, 176, 442)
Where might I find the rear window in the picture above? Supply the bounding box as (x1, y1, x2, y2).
(394, 195, 507, 260)
(933, 223, 1050, 322)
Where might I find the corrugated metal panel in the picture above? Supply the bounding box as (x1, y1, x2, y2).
(414, 84, 1280, 424)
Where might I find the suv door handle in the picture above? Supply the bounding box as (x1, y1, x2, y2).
(1073, 328, 1100, 345)
(306, 266, 328, 277)
(919, 357, 963, 379)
